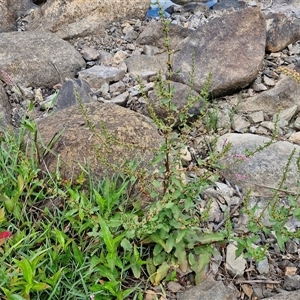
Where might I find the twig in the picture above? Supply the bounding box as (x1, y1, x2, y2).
(235, 279, 281, 284)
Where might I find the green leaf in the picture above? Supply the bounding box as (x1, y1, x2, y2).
(15, 258, 33, 284)
(146, 258, 156, 284)
(150, 234, 167, 252)
(72, 241, 84, 265)
(53, 229, 66, 249)
(176, 230, 186, 244)
(32, 282, 50, 291)
(153, 243, 163, 256)
(154, 261, 170, 286)
(107, 252, 116, 271)
(190, 245, 213, 284)
(174, 241, 188, 272)
(153, 252, 167, 266)
(99, 216, 115, 253)
(165, 235, 175, 253)
(121, 238, 132, 252)
(199, 232, 226, 244)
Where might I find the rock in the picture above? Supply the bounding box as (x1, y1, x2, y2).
(265, 13, 300, 53)
(171, 8, 266, 97)
(176, 275, 237, 300)
(0, 82, 12, 129)
(0, 31, 85, 88)
(35, 102, 163, 206)
(264, 291, 300, 300)
(239, 75, 300, 114)
(80, 47, 99, 61)
(288, 132, 300, 144)
(101, 91, 129, 106)
(78, 66, 125, 91)
(145, 81, 204, 125)
(256, 258, 270, 275)
(213, 0, 246, 11)
(125, 53, 168, 77)
(136, 21, 193, 49)
(249, 111, 264, 123)
(231, 115, 250, 133)
(225, 244, 246, 277)
(283, 275, 300, 291)
(276, 105, 298, 125)
(26, 0, 151, 39)
(216, 133, 300, 197)
(54, 79, 93, 110)
(0, 0, 36, 32)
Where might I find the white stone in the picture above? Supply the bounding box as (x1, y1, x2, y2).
(225, 244, 246, 277)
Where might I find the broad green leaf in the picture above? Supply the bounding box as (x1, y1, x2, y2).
(165, 235, 175, 253)
(199, 232, 226, 244)
(146, 258, 156, 284)
(99, 216, 115, 253)
(72, 242, 84, 265)
(15, 258, 33, 284)
(17, 175, 24, 193)
(120, 287, 138, 299)
(150, 234, 167, 251)
(32, 282, 50, 291)
(121, 238, 132, 252)
(190, 245, 213, 284)
(154, 261, 170, 286)
(106, 252, 116, 271)
(153, 251, 167, 266)
(176, 230, 186, 244)
(0, 207, 5, 223)
(174, 241, 188, 272)
(53, 229, 66, 249)
(153, 243, 163, 256)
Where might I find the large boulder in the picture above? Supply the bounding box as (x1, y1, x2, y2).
(171, 7, 266, 97)
(0, 0, 36, 33)
(265, 13, 300, 53)
(36, 102, 163, 203)
(0, 82, 11, 129)
(216, 133, 300, 197)
(26, 0, 151, 39)
(238, 75, 300, 114)
(136, 21, 193, 50)
(0, 31, 85, 88)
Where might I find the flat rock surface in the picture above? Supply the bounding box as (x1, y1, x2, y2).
(26, 0, 151, 39)
(171, 7, 266, 97)
(0, 31, 85, 88)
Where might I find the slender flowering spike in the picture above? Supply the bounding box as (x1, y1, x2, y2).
(0, 231, 11, 239)
(234, 154, 250, 161)
(0, 69, 15, 86)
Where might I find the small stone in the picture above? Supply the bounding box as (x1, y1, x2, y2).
(232, 115, 250, 133)
(109, 81, 125, 94)
(78, 66, 125, 90)
(260, 121, 275, 132)
(275, 105, 298, 124)
(34, 88, 43, 103)
(225, 244, 246, 277)
(101, 91, 129, 106)
(293, 117, 300, 130)
(263, 75, 275, 87)
(167, 281, 182, 293)
(257, 258, 270, 275)
(252, 82, 267, 92)
(286, 240, 299, 254)
(80, 46, 99, 61)
(288, 132, 300, 145)
(283, 275, 300, 291)
(249, 111, 264, 123)
(113, 50, 128, 64)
